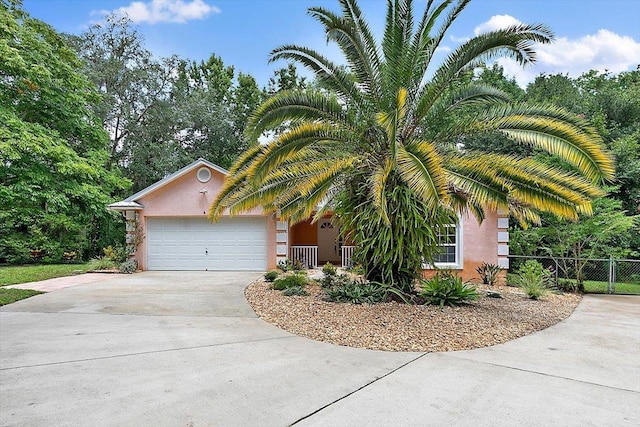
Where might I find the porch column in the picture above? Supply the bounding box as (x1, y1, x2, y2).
(497, 207, 509, 269)
(275, 218, 289, 266)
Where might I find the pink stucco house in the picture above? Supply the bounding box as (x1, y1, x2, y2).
(108, 158, 509, 281)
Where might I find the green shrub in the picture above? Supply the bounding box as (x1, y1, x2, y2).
(476, 262, 501, 285)
(506, 273, 519, 287)
(118, 259, 137, 274)
(272, 273, 308, 290)
(320, 274, 335, 289)
(557, 279, 578, 293)
(322, 262, 337, 277)
(513, 260, 552, 300)
(282, 286, 309, 296)
(419, 274, 479, 308)
(324, 275, 386, 304)
(264, 270, 280, 282)
(320, 263, 339, 288)
(87, 257, 117, 271)
(103, 245, 129, 264)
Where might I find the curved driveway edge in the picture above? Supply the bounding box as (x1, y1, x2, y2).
(4, 272, 116, 292)
(1, 272, 638, 426)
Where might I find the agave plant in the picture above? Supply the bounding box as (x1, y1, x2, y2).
(476, 262, 501, 285)
(210, 0, 613, 293)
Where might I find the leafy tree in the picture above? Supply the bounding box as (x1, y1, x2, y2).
(510, 197, 639, 290)
(67, 14, 180, 170)
(70, 17, 263, 191)
(265, 63, 307, 95)
(170, 55, 261, 172)
(475, 63, 525, 101)
(231, 73, 265, 139)
(526, 73, 584, 113)
(210, 0, 613, 293)
(610, 131, 640, 214)
(0, 1, 129, 263)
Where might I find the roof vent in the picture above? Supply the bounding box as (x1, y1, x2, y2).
(197, 167, 211, 183)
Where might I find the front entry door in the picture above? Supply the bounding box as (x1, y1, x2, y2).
(317, 219, 340, 263)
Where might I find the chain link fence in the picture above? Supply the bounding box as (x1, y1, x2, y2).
(508, 255, 640, 295)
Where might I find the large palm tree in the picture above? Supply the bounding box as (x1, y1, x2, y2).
(210, 0, 614, 291)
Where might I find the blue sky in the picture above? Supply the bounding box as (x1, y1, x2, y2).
(24, 0, 640, 88)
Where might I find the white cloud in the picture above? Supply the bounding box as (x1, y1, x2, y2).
(499, 29, 640, 87)
(474, 15, 522, 35)
(465, 15, 640, 87)
(97, 0, 219, 24)
(450, 35, 470, 43)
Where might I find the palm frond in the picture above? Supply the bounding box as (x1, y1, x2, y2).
(488, 113, 614, 182)
(415, 22, 553, 123)
(409, 0, 471, 94)
(308, 5, 382, 102)
(246, 90, 347, 142)
(396, 140, 447, 208)
(247, 123, 349, 183)
(370, 158, 394, 223)
(269, 45, 365, 108)
(446, 153, 604, 221)
(277, 157, 356, 221)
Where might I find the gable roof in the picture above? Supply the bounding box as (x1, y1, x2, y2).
(122, 158, 228, 203)
(106, 159, 229, 213)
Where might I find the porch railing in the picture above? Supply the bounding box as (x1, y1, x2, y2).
(289, 246, 318, 269)
(341, 246, 355, 268)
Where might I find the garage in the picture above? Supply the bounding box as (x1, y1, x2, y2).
(146, 217, 268, 271)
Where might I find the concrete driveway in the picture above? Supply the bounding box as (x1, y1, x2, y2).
(1, 272, 638, 426)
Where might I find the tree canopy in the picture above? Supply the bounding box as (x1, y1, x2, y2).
(0, 2, 129, 262)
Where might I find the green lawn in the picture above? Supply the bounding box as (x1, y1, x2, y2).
(0, 288, 45, 306)
(583, 280, 640, 295)
(0, 264, 88, 287)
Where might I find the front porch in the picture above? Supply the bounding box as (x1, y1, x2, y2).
(289, 245, 355, 269)
(287, 216, 354, 268)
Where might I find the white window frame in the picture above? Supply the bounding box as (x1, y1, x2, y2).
(423, 215, 463, 270)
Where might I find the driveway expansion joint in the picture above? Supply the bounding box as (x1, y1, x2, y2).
(0, 335, 297, 371)
(288, 352, 428, 426)
(447, 354, 640, 394)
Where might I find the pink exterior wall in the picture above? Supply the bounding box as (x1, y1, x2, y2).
(460, 210, 499, 283)
(132, 166, 277, 270)
(422, 210, 508, 284)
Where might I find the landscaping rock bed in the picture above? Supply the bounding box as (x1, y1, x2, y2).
(245, 279, 581, 352)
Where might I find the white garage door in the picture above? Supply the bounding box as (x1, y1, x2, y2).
(146, 217, 268, 271)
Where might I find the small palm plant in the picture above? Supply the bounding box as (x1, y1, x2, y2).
(210, 0, 613, 295)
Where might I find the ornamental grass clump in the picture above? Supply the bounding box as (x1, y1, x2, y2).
(420, 273, 479, 308)
(513, 260, 553, 300)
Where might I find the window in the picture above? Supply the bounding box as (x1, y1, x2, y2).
(429, 218, 462, 269)
(434, 224, 458, 264)
(197, 167, 211, 183)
